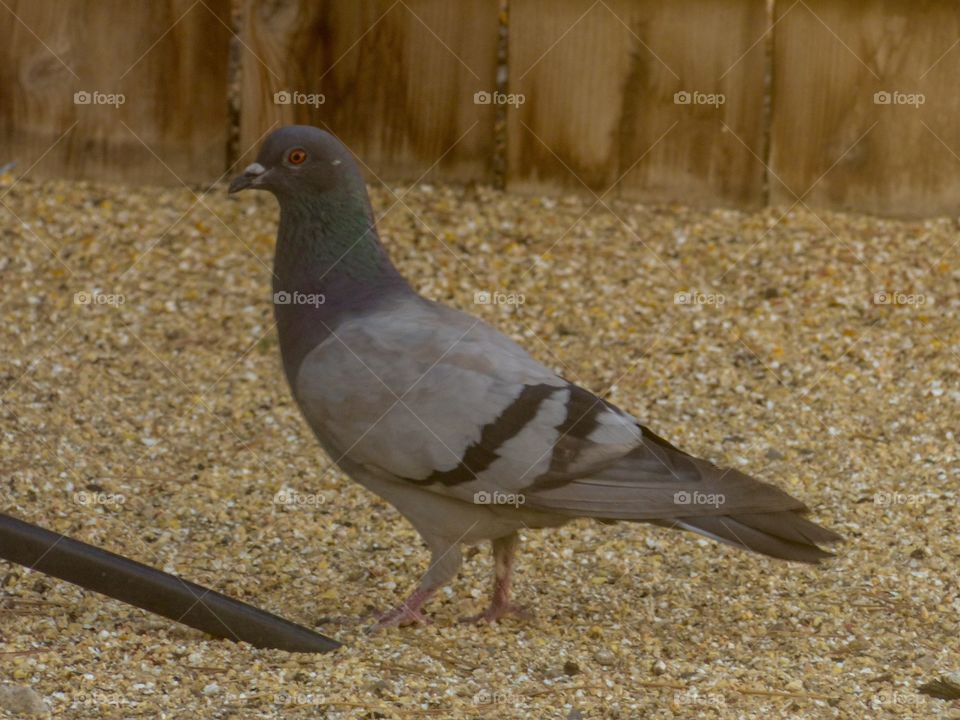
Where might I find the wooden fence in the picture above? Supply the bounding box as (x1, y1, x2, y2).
(2, 0, 959, 218)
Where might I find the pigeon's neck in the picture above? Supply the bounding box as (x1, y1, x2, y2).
(272, 193, 412, 384)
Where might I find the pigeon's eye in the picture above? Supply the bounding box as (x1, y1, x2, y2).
(287, 149, 307, 165)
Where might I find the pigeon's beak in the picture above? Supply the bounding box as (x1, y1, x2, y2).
(228, 162, 267, 194)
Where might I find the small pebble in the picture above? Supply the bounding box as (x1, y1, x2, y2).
(594, 648, 616, 666)
(0, 684, 48, 716)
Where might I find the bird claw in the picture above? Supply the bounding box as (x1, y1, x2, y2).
(459, 602, 531, 625)
(370, 605, 433, 630)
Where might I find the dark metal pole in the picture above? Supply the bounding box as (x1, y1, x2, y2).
(0, 512, 340, 653)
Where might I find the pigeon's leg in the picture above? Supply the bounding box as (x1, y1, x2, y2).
(461, 532, 530, 624)
(374, 538, 462, 628)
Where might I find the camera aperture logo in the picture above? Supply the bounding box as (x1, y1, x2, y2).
(474, 490, 525, 508)
(873, 90, 924, 108)
(273, 90, 325, 108)
(75, 290, 125, 307)
(473, 90, 525, 108)
(474, 290, 525, 306)
(674, 90, 725, 108)
(673, 490, 725, 508)
(273, 290, 325, 307)
(74, 90, 125, 108)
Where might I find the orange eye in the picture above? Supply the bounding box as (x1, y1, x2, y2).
(287, 148, 307, 165)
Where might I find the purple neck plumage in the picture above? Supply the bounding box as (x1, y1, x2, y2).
(271, 193, 412, 385)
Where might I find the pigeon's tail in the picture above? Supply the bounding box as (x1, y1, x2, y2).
(522, 429, 843, 563)
(658, 510, 843, 564)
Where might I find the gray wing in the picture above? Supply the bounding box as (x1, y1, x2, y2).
(295, 297, 841, 561)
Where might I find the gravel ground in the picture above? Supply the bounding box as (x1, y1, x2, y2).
(0, 171, 958, 719)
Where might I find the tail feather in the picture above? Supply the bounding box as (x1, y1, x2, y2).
(731, 511, 843, 547)
(670, 510, 842, 564)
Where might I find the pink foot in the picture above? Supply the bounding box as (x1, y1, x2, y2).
(460, 602, 531, 624)
(370, 586, 436, 629)
(373, 604, 432, 628)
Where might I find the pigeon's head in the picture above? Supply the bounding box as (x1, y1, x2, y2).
(228, 125, 365, 200)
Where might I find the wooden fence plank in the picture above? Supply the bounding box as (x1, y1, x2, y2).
(0, 0, 231, 186)
(238, 0, 499, 184)
(506, 0, 768, 207)
(770, 0, 960, 218)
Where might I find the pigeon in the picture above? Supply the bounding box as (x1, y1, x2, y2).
(229, 126, 843, 627)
